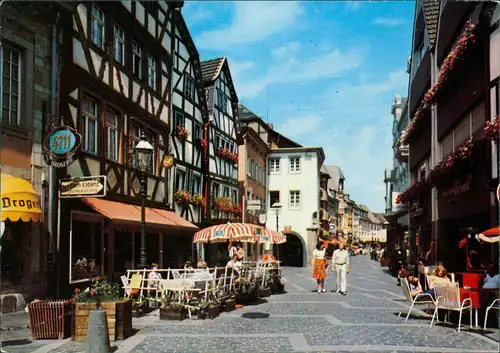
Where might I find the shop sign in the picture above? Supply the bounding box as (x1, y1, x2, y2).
(409, 200, 424, 218)
(59, 176, 107, 198)
(443, 175, 472, 197)
(44, 124, 82, 168)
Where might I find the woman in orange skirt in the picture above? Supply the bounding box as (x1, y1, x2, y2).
(312, 242, 327, 293)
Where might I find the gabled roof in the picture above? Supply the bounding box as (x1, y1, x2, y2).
(324, 165, 345, 192)
(200, 57, 224, 83)
(422, 0, 440, 47)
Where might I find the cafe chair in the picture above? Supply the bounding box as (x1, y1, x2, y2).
(398, 277, 437, 321)
(430, 283, 472, 332)
(483, 298, 500, 330)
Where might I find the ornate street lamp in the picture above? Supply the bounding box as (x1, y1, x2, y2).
(272, 202, 282, 258)
(134, 134, 154, 268)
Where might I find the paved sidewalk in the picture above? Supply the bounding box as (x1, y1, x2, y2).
(1, 256, 499, 352)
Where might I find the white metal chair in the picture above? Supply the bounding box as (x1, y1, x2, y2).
(483, 298, 500, 330)
(398, 277, 437, 321)
(430, 283, 472, 332)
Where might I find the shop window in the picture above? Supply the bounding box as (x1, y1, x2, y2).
(0, 221, 30, 282)
(70, 214, 107, 283)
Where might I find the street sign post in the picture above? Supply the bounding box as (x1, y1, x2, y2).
(247, 199, 261, 211)
(59, 176, 107, 198)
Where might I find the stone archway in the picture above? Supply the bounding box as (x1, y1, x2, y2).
(276, 231, 306, 267)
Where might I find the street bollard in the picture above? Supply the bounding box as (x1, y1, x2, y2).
(85, 309, 110, 353)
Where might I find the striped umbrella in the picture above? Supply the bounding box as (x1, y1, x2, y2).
(254, 227, 287, 244)
(193, 222, 257, 243)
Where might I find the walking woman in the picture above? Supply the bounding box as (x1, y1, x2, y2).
(312, 242, 328, 293)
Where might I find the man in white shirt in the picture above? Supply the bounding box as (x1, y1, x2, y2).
(331, 242, 350, 295)
(483, 264, 500, 289)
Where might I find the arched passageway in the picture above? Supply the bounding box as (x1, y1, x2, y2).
(276, 232, 304, 267)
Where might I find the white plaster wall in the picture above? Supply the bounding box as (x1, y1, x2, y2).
(266, 150, 321, 266)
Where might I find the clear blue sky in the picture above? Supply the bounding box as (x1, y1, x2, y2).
(183, 1, 415, 212)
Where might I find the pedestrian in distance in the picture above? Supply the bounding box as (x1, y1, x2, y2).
(312, 242, 328, 293)
(331, 242, 350, 295)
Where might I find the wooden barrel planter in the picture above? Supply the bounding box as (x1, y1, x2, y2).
(160, 305, 186, 321)
(73, 300, 132, 342)
(206, 304, 220, 319)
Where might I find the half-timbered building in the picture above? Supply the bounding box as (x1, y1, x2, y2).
(53, 0, 207, 295)
(200, 58, 241, 224)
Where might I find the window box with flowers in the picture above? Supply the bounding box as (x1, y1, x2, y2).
(190, 193, 205, 207)
(214, 197, 234, 213)
(216, 147, 238, 165)
(196, 138, 209, 150)
(232, 204, 242, 218)
(176, 125, 189, 141)
(72, 277, 132, 342)
(485, 116, 500, 142)
(175, 189, 192, 205)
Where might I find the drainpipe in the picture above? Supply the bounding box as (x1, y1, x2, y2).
(48, 13, 60, 257)
(203, 118, 212, 220)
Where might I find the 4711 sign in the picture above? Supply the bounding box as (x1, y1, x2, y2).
(43, 123, 82, 168)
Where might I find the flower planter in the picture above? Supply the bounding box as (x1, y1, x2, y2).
(159, 306, 186, 321)
(197, 309, 207, 320)
(207, 305, 220, 319)
(260, 288, 272, 298)
(272, 282, 285, 294)
(223, 299, 236, 312)
(73, 300, 132, 342)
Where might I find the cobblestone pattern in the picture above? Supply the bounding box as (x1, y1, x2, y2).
(133, 336, 295, 353)
(2, 256, 499, 352)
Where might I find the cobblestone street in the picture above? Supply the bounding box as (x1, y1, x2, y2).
(2, 256, 499, 353)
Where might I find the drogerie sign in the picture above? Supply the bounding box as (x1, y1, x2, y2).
(59, 176, 107, 198)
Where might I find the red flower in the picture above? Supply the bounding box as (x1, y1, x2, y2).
(95, 276, 101, 281)
(75, 288, 80, 293)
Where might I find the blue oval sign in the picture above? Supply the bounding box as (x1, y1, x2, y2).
(49, 128, 77, 155)
(215, 230, 224, 237)
(263, 235, 270, 242)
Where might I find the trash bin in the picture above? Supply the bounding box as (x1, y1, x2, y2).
(28, 300, 74, 339)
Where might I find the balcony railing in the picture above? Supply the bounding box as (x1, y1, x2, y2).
(395, 142, 409, 162)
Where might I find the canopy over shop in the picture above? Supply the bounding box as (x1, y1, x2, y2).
(62, 197, 198, 290)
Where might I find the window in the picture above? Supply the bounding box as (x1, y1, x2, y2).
(217, 90, 228, 112)
(212, 182, 220, 198)
(191, 175, 201, 195)
(1, 42, 22, 126)
(174, 111, 185, 128)
(184, 75, 195, 100)
(289, 157, 300, 173)
(91, 5, 105, 49)
(223, 186, 230, 197)
(193, 123, 202, 140)
(269, 191, 280, 205)
(269, 158, 280, 173)
(113, 24, 125, 65)
(81, 96, 99, 154)
(132, 41, 142, 78)
(231, 189, 238, 205)
(215, 136, 220, 149)
(418, 163, 427, 182)
(148, 56, 156, 89)
(105, 109, 119, 161)
(250, 160, 255, 179)
(176, 170, 186, 190)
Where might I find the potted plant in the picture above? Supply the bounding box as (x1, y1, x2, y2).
(176, 125, 189, 141)
(223, 296, 236, 312)
(206, 300, 220, 319)
(175, 189, 192, 205)
(73, 277, 132, 342)
(260, 287, 272, 298)
(159, 299, 186, 321)
(131, 298, 148, 318)
(196, 300, 210, 320)
(191, 193, 205, 207)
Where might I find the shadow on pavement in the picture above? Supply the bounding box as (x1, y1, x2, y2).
(1, 339, 32, 347)
(241, 312, 270, 319)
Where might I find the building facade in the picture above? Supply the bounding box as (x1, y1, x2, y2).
(200, 57, 241, 225)
(54, 0, 205, 296)
(266, 147, 325, 267)
(401, 0, 499, 270)
(1, 1, 57, 303)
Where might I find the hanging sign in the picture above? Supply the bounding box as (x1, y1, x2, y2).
(59, 176, 107, 198)
(44, 124, 82, 168)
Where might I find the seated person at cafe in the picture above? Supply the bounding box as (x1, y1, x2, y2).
(402, 270, 431, 301)
(426, 264, 452, 299)
(190, 261, 213, 281)
(483, 264, 500, 289)
(236, 244, 245, 261)
(184, 261, 193, 270)
(148, 263, 162, 290)
(226, 254, 242, 274)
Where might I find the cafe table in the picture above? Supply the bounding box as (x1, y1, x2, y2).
(460, 287, 499, 327)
